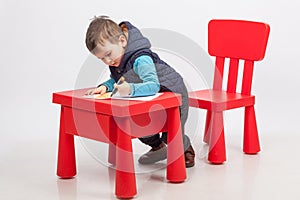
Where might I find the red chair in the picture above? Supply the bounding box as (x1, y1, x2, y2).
(189, 19, 270, 164)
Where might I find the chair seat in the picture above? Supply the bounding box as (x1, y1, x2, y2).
(189, 89, 255, 112)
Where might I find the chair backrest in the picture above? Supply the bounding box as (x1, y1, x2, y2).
(208, 19, 270, 95)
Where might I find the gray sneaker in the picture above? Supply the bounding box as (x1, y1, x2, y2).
(138, 142, 167, 164)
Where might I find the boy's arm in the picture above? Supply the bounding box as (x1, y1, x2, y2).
(98, 75, 116, 92)
(130, 55, 160, 96)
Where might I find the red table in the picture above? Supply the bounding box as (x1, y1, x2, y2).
(52, 88, 186, 198)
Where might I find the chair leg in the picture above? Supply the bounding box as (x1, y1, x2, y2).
(244, 105, 260, 154)
(208, 111, 226, 164)
(57, 106, 77, 178)
(204, 111, 212, 144)
(115, 118, 137, 199)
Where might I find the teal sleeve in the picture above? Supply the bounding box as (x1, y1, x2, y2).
(99, 75, 116, 92)
(129, 55, 160, 96)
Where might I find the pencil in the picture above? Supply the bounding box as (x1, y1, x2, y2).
(110, 76, 125, 97)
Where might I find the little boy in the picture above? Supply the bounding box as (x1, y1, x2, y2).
(85, 16, 195, 167)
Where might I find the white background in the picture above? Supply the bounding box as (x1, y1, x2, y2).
(1, 0, 299, 143)
(0, 0, 299, 198)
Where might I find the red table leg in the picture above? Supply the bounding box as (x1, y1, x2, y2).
(108, 119, 117, 165)
(208, 111, 226, 164)
(115, 118, 137, 198)
(166, 107, 186, 183)
(57, 106, 76, 178)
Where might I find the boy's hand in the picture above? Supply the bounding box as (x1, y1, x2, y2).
(114, 81, 131, 96)
(85, 85, 107, 95)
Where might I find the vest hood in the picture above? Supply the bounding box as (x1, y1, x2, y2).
(109, 21, 151, 73)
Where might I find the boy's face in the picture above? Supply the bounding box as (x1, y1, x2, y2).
(94, 35, 127, 67)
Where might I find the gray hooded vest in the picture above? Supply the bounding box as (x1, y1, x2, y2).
(109, 21, 188, 100)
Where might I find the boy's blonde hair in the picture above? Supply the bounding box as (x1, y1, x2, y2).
(85, 16, 124, 52)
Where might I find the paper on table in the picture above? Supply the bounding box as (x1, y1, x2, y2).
(83, 92, 163, 101)
(111, 93, 163, 101)
(83, 92, 112, 99)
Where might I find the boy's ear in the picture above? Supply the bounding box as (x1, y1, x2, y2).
(119, 35, 127, 48)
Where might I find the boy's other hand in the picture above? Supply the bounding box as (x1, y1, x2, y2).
(85, 85, 107, 95)
(114, 81, 131, 96)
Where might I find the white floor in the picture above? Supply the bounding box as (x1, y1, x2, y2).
(1, 131, 300, 200)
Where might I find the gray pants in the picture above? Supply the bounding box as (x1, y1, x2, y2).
(138, 91, 191, 151)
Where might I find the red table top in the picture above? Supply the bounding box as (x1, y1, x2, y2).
(53, 88, 182, 117)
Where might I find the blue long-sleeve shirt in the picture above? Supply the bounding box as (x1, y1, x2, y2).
(101, 55, 160, 96)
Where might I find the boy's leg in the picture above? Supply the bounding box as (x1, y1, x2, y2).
(138, 94, 195, 167)
(161, 101, 195, 168)
(138, 134, 162, 148)
(161, 101, 191, 150)
(161, 131, 191, 151)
